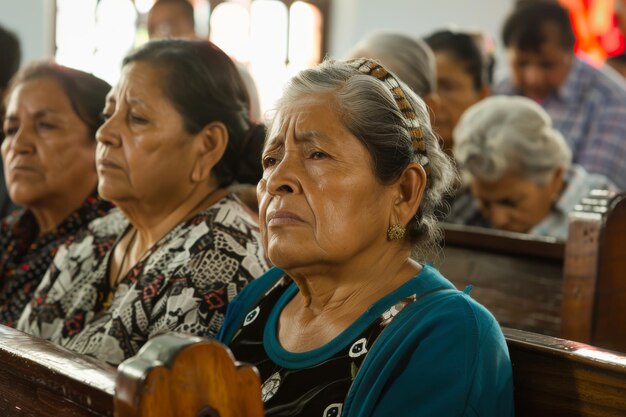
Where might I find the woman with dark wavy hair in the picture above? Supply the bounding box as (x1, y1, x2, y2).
(18, 40, 269, 365)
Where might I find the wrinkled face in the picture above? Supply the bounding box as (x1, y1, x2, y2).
(96, 61, 198, 206)
(1, 78, 96, 207)
(433, 51, 484, 151)
(470, 171, 561, 234)
(257, 99, 395, 271)
(148, 3, 195, 39)
(508, 38, 572, 101)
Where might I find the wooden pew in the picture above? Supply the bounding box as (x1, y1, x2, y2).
(0, 325, 116, 417)
(113, 330, 626, 417)
(3, 323, 626, 417)
(504, 327, 626, 416)
(437, 192, 626, 351)
(115, 333, 263, 417)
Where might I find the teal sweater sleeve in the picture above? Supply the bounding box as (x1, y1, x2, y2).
(344, 290, 514, 417)
(218, 267, 514, 417)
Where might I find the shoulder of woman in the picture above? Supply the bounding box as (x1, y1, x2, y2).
(87, 207, 128, 237)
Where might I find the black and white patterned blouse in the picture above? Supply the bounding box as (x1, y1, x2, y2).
(17, 194, 269, 365)
(0, 195, 113, 327)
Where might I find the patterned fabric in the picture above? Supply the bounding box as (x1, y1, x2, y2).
(228, 275, 417, 417)
(17, 194, 269, 365)
(496, 57, 626, 190)
(220, 266, 514, 417)
(446, 164, 616, 240)
(0, 195, 112, 327)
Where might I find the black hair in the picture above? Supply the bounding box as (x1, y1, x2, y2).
(123, 39, 262, 186)
(502, 0, 576, 52)
(6, 61, 111, 138)
(424, 29, 493, 90)
(0, 25, 21, 91)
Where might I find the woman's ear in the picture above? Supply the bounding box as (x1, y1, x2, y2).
(190, 121, 229, 183)
(391, 162, 428, 225)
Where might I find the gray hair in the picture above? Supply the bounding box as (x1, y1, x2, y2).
(267, 59, 455, 258)
(346, 32, 437, 98)
(453, 95, 572, 184)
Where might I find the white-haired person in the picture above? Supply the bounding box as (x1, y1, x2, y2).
(447, 95, 616, 240)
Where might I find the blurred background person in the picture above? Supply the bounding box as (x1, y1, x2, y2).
(496, 0, 626, 190)
(147, 0, 261, 123)
(346, 32, 440, 113)
(0, 62, 113, 327)
(448, 95, 616, 240)
(18, 40, 269, 365)
(424, 29, 492, 155)
(0, 24, 22, 218)
(147, 0, 196, 40)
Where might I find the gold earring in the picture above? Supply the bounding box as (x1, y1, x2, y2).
(387, 224, 406, 241)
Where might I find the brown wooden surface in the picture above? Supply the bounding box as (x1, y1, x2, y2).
(0, 325, 116, 417)
(438, 224, 565, 336)
(115, 333, 264, 417)
(593, 194, 626, 351)
(504, 327, 626, 417)
(560, 212, 603, 343)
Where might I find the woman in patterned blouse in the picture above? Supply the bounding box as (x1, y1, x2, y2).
(0, 62, 113, 327)
(218, 59, 514, 417)
(18, 40, 269, 365)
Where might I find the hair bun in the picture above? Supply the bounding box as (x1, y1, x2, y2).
(234, 123, 266, 185)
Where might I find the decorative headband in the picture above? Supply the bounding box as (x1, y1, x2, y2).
(346, 58, 429, 169)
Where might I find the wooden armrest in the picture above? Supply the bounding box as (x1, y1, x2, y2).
(115, 333, 264, 417)
(0, 324, 116, 416)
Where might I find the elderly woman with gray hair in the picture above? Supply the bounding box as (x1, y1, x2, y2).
(447, 95, 615, 239)
(218, 59, 513, 416)
(346, 32, 440, 110)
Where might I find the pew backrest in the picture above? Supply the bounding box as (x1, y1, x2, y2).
(0, 325, 116, 417)
(504, 327, 626, 417)
(115, 333, 264, 417)
(437, 223, 565, 336)
(439, 192, 626, 351)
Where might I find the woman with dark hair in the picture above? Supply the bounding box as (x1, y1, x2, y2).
(0, 62, 113, 327)
(218, 58, 513, 416)
(424, 29, 492, 154)
(18, 40, 269, 365)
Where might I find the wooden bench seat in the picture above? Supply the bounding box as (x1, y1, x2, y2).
(0, 325, 116, 417)
(438, 192, 626, 352)
(3, 324, 626, 416)
(113, 330, 626, 417)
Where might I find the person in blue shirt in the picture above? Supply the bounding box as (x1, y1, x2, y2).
(496, 0, 626, 191)
(218, 58, 514, 417)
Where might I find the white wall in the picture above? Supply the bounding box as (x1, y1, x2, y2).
(328, 0, 516, 80)
(0, 0, 55, 65)
(1, 0, 517, 79)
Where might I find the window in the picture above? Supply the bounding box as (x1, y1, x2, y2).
(54, 0, 329, 116)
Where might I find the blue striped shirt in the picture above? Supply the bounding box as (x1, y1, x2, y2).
(496, 57, 626, 191)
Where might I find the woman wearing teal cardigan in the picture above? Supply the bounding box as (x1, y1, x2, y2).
(218, 58, 514, 417)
